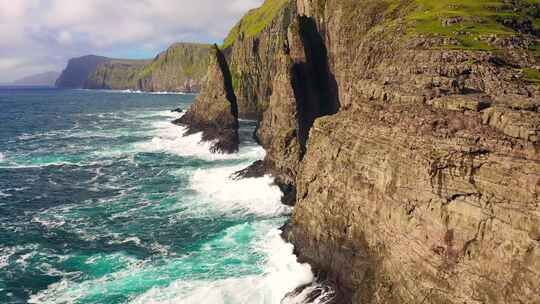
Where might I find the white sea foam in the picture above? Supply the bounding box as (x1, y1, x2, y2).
(135, 120, 265, 161)
(81, 89, 192, 95)
(0, 247, 15, 269)
(31, 215, 66, 229)
(26, 222, 320, 304)
(131, 227, 314, 304)
(134, 110, 183, 119)
(190, 164, 288, 217)
(107, 236, 143, 247)
(118, 89, 191, 95)
(0, 152, 6, 162)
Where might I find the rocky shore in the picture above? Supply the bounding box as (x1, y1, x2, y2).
(180, 0, 540, 303)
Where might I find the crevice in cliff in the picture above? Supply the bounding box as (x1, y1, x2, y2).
(291, 16, 340, 158)
(213, 44, 239, 123)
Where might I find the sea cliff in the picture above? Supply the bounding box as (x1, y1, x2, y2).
(180, 0, 540, 303)
(55, 55, 110, 89)
(85, 43, 210, 92)
(56, 43, 210, 93)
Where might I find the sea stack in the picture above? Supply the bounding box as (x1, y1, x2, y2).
(174, 44, 240, 154)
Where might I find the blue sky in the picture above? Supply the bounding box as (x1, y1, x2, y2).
(0, 0, 264, 82)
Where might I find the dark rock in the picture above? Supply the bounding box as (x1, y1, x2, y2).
(231, 160, 267, 180)
(282, 281, 337, 304)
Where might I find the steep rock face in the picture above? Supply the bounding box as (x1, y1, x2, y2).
(174, 45, 239, 153)
(55, 55, 109, 88)
(289, 105, 539, 303)
(285, 0, 540, 303)
(84, 59, 149, 90)
(256, 12, 340, 203)
(226, 0, 296, 118)
(84, 43, 210, 92)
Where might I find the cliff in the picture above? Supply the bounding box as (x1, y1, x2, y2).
(85, 43, 211, 92)
(83, 59, 150, 90)
(182, 0, 540, 303)
(55, 55, 109, 88)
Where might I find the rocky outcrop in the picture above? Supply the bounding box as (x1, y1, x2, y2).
(180, 0, 540, 303)
(174, 45, 239, 153)
(55, 55, 109, 88)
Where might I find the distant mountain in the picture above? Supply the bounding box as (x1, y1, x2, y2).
(55, 55, 110, 88)
(11, 71, 60, 86)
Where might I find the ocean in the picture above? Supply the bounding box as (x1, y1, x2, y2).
(0, 87, 321, 304)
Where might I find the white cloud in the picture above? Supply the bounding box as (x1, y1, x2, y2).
(0, 0, 263, 82)
(57, 30, 73, 45)
(0, 57, 26, 70)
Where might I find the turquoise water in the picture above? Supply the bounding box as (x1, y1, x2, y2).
(0, 88, 316, 304)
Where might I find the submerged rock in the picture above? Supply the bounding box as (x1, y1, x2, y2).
(171, 108, 184, 114)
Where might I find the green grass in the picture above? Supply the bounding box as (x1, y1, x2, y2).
(222, 0, 289, 48)
(532, 42, 540, 59)
(220, 0, 538, 53)
(137, 43, 210, 79)
(380, 0, 540, 51)
(522, 67, 540, 83)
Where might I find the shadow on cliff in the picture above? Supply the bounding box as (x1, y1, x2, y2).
(214, 44, 239, 123)
(291, 16, 340, 158)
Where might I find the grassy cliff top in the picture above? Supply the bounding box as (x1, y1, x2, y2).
(107, 59, 151, 66)
(382, 0, 540, 51)
(138, 43, 211, 79)
(222, 0, 289, 48)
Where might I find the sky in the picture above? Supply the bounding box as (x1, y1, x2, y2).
(0, 0, 264, 82)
